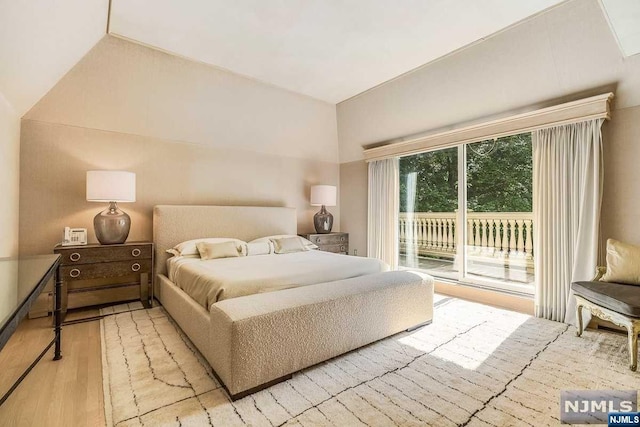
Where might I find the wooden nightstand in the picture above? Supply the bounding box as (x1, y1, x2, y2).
(299, 232, 349, 254)
(53, 242, 153, 314)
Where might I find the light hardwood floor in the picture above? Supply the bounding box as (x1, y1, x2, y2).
(0, 314, 105, 427)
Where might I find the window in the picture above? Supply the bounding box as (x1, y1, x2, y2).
(399, 133, 534, 293)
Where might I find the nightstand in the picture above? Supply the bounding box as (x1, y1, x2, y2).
(299, 232, 349, 254)
(53, 242, 153, 314)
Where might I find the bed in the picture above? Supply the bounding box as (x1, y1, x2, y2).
(168, 249, 387, 307)
(153, 205, 434, 399)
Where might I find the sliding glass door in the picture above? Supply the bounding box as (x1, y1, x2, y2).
(464, 135, 533, 291)
(399, 133, 534, 294)
(399, 147, 459, 280)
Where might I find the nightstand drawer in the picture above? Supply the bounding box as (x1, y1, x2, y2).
(308, 234, 348, 245)
(67, 285, 141, 309)
(318, 244, 349, 254)
(60, 259, 152, 281)
(57, 244, 152, 265)
(299, 232, 349, 255)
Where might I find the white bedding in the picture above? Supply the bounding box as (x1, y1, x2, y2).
(167, 251, 388, 309)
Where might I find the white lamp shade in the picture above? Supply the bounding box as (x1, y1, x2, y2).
(86, 171, 136, 202)
(310, 185, 336, 207)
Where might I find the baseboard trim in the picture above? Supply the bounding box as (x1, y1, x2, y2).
(434, 280, 534, 315)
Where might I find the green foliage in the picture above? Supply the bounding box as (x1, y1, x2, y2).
(400, 148, 458, 212)
(399, 133, 532, 212)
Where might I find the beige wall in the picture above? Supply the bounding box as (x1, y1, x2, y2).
(0, 91, 20, 256)
(20, 36, 340, 255)
(19, 120, 338, 255)
(25, 36, 338, 163)
(601, 104, 640, 245)
(337, 0, 640, 163)
(1, 0, 106, 257)
(337, 0, 640, 254)
(340, 160, 368, 256)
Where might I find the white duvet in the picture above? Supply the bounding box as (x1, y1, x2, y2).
(167, 251, 388, 309)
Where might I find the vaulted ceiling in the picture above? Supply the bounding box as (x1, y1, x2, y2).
(109, 0, 564, 103)
(601, 0, 640, 57)
(0, 0, 107, 116)
(1, 0, 639, 116)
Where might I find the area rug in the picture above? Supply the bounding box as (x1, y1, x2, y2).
(101, 297, 639, 426)
(99, 301, 145, 316)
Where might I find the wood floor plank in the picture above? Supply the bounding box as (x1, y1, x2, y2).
(0, 317, 105, 427)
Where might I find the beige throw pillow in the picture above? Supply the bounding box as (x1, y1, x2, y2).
(172, 238, 247, 256)
(246, 242, 272, 256)
(249, 235, 318, 250)
(602, 238, 640, 285)
(272, 237, 306, 254)
(196, 241, 242, 260)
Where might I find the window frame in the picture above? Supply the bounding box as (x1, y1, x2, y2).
(398, 138, 535, 296)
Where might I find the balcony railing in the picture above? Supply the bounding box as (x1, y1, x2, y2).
(399, 212, 533, 270)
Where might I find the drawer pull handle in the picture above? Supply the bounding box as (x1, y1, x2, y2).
(341, 246, 346, 251)
(69, 268, 81, 278)
(132, 248, 141, 257)
(70, 252, 81, 262)
(132, 263, 141, 272)
(340, 237, 345, 242)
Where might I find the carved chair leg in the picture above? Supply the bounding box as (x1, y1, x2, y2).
(574, 294, 638, 370)
(629, 325, 638, 372)
(576, 303, 584, 337)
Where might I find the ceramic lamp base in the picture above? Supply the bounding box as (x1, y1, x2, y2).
(313, 205, 333, 234)
(94, 201, 131, 245)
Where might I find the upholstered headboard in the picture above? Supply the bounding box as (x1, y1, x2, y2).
(153, 205, 297, 276)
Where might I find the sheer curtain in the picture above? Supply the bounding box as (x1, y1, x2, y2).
(368, 158, 399, 269)
(533, 118, 604, 323)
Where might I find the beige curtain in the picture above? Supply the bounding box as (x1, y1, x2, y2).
(367, 158, 399, 269)
(533, 119, 604, 323)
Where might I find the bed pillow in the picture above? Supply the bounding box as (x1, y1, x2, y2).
(602, 238, 640, 285)
(196, 241, 243, 260)
(170, 238, 247, 257)
(249, 235, 318, 250)
(246, 241, 272, 256)
(272, 236, 306, 254)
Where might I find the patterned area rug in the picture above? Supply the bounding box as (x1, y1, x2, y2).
(101, 298, 639, 426)
(99, 301, 145, 316)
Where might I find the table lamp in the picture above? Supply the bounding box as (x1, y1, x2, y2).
(86, 171, 136, 245)
(310, 185, 336, 234)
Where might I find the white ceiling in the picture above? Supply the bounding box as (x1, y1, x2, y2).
(0, 0, 107, 115)
(109, 0, 563, 104)
(601, 0, 640, 57)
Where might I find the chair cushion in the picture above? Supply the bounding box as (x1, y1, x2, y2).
(572, 280, 640, 318)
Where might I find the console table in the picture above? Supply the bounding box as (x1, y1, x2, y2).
(0, 254, 61, 406)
